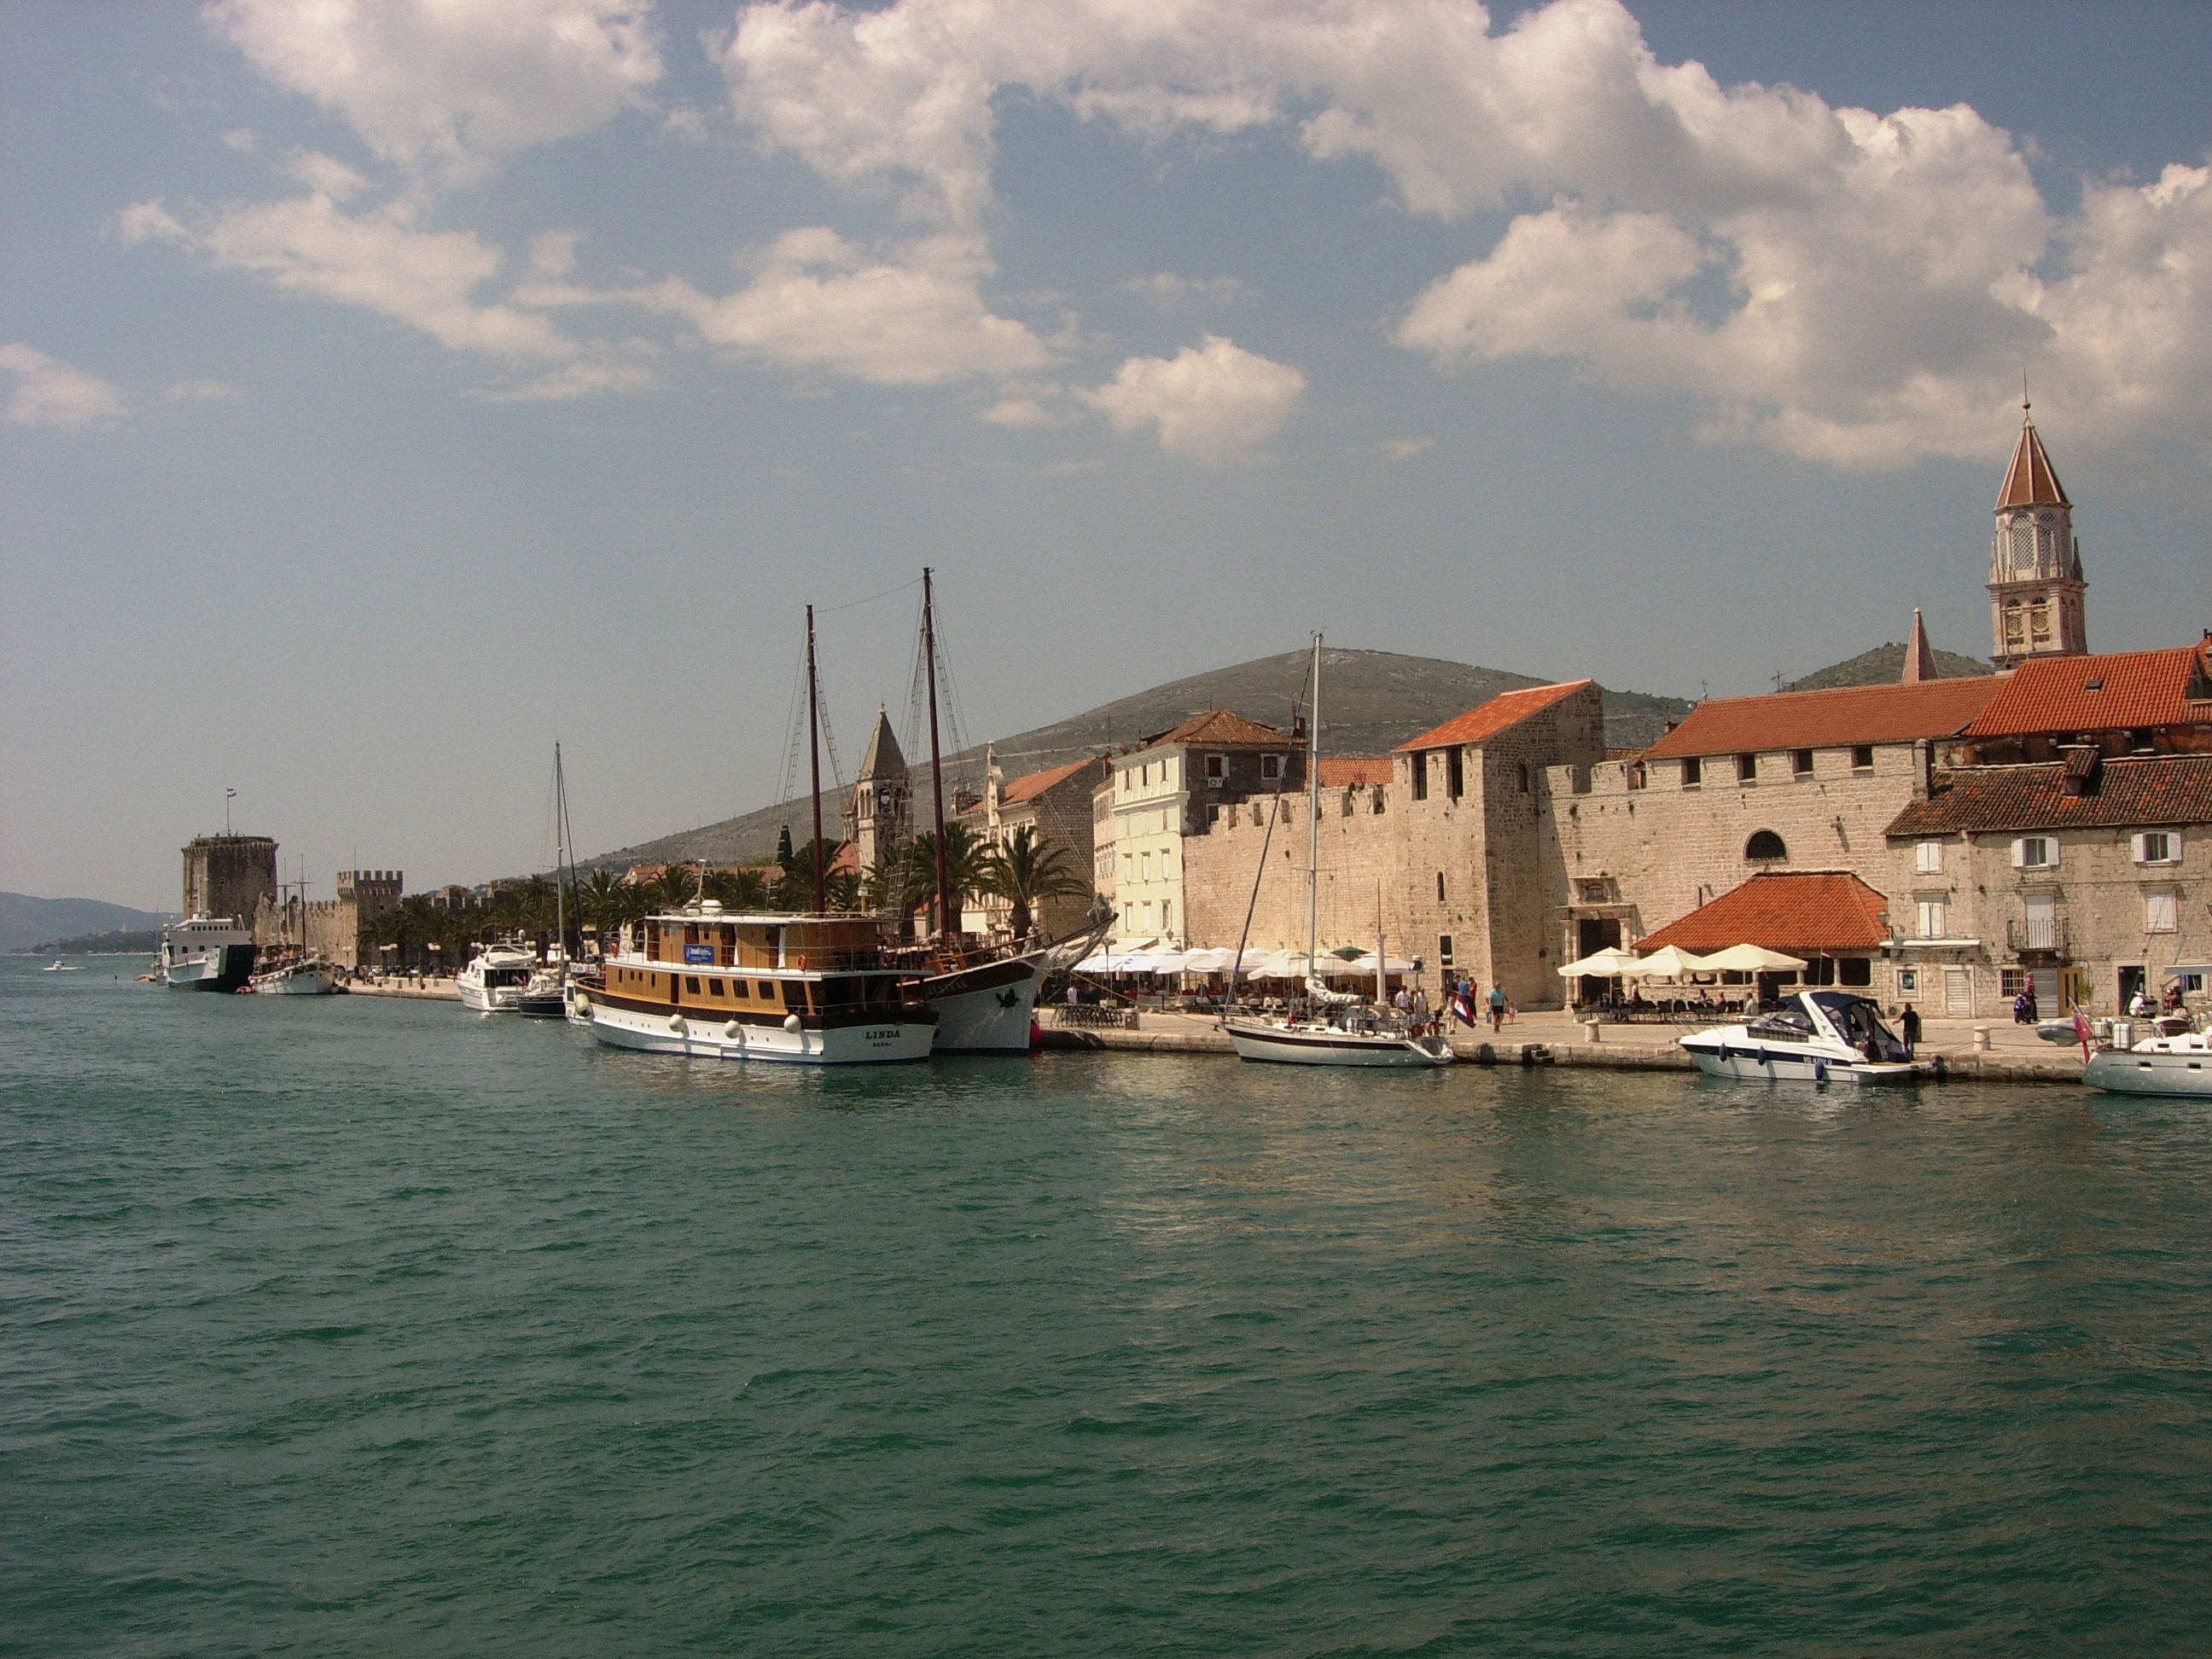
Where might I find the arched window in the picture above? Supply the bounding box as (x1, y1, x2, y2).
(1745, 830, 1787, 862)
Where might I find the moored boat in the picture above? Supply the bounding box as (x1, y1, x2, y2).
(160, 915, 258, 991)
(1678, 989, 1923, 1085)
(590, 900, 935, 1063)
(2083, 1027, 2212, 1097)
(249, 953, 340, 995)
(457, 942, 538, 1012)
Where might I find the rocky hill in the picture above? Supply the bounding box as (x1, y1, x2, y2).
(1784, 642, 1990, 691)
(2, 893, 170, 954)
(583, 649, 1694, 870)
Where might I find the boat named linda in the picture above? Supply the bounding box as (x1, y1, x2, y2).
(583, 900, 935, 1063)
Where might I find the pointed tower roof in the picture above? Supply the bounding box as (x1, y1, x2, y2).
(1901, 609, 1937, 683)
(1996, 408, 2068, 509)
(854, 707, 908, 782)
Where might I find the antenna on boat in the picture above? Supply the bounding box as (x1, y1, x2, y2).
(1306, 631, 1323, 1015)
(923, 567, 952, 944)
(807, 604, 826, 915)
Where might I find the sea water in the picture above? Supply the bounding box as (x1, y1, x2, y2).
(4, 958, 2209, 1656)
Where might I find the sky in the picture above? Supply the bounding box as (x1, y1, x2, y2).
(3, 0, 2208, 911)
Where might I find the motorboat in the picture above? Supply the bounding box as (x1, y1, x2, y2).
(159, 914, 258, 991)
(516, 959, 571, 1019)
(1678, 989, 1924, 1085)
(2083, 1026, 2212, 1097)
(44, 960, 78, 972)
(457, 942, 538, 1013)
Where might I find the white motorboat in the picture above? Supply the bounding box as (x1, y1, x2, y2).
(2083, 1027, 2212, 1097)
(457, 942, 538, 1013)
(516, 960, 571, 1019)
(249, 955, 339, 995)
(1678, 990, 1923, 1085)
(159, 915, 258, 992)
(1220, 633, 1454, 1070)
(44, 960, 79, 972)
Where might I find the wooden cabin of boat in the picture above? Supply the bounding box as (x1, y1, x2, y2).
(602, 904, 928, 1025)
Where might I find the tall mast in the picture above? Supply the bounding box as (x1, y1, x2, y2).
(806, 605, 826, 913)
(552, 742, 568, 958)
(923, 567, 951, 942)
(1306, 632, 1322, 983)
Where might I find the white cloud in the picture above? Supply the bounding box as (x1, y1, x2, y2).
(205, 0, 662, 185)
(616, 230, 1051, 385)
(1086, 335, 1304, 463)
(713, 0, 2212, 466)
(110, 200, 187, 245)
(165, 378, 242, 401)
(0, 344, 128, 430)
(1374, 436, 1433, 461)
(1120, 272, 1251, 311)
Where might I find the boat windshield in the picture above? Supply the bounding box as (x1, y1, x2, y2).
(1810, 992, 1906, 1061)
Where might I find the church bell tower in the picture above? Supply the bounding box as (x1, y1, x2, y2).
(1988, 404, 2087, 667)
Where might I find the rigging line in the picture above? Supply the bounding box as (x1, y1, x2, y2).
(778, 646, 810, 808)
(815, 574, 923, 615)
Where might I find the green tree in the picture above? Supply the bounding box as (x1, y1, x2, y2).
(775, 824, 795, 869)
(703, 867, 771, 911)
(895, 824, 994, 936)
(981, 825, 1092, 942)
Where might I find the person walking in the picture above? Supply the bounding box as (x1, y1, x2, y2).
(1487, 982, 1507, 1033)
(1899, 1002, 1921, 1060)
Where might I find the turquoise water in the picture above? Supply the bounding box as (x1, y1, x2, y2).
(5, 959, 2209, 1656)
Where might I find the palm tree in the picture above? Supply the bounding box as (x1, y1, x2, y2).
(703, 867, 771, 911)
(652, 864, 701, 911)
(895, 824, 994, 937)
(981, 825, 1092, 942)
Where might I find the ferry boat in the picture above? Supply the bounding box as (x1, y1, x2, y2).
(457, 942, 538, 1012)
(1678, 990, 1923, 1085)
(585, 901, 936, 1064)
(159, 915, 258, 992)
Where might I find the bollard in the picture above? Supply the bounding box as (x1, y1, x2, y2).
(1581, 1018, 1601, 1044)
(1972, 1024, 1991, 1052)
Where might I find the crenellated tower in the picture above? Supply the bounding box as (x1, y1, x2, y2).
(1988, 404, 2087, 667)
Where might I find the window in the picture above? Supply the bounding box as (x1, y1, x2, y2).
(1681, 757, 1703, 788)
(1372, 789, 1386, 814)
(1744, 830, 1787, 861)
(1915, 840, 1943, 875)
(1627, 761, 1646, 791)
(1737, 753, 1757, 783)
(1410, 753, 1428, 800)
(684, 975, 700, 993)
(2013, 836, 2058, 870)
(1121, 853, 1132, 878)
(710, 979, 725, 997)
(1205, 753, 1225, 786)
(758, 981, 777, 1000)
(1840, 958, 1872, 987)
(1851, 745, 1875, 771)
(1161, 901, 1172, 933)
(1792, 748, 1814, 777)
(1898, 969, 1918, 993)
(1447, 748, 1464, 799)
(1516, 761, 1530, 794)
(2147, 892, 2179, 933)
(732, 980, 749, 998)
(2000, 968, 2027, 998)
(2134, 832, 2178, 865)
(2023, 892, 2056, 949)
(1139, 852, 1152, 880)
(1917, 899, 1947, 938)
(1261, 754, 1283, 782)
(1439, 934, 1455, 967)
(1435, 871, 1446, 902)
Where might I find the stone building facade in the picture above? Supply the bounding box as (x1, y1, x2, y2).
(252, 869, 404, 970)
(181, 835, 277, 922)
(1179, 762, 1394, 956)
(958, 754, 1109, 943)
(843, 709, 911, 874)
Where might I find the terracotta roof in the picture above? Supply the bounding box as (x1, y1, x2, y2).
(1394, 680, 1592, 752)
(1996, 416, 2069, 509)
(1317, 756, 1391, 786)
(1887, 755, 2212, 837)
(1639, 871, 1892, 955)
(1000, 756, 1100, 806)
(1139, 709, 1287, 748)
(1963, 643, 2212, 738)
(1642, 677, 1999, 760)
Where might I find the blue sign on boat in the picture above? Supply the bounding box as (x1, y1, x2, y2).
(684, 945, 714, 964)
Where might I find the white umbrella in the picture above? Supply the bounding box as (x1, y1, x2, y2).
(1557, 946, 1640, 978)
(1696, 943, 1807, 973)
(1180, 947, 1237, 974)
(1331, 948, 1417, 975)
(1621, 945, 1717, 980)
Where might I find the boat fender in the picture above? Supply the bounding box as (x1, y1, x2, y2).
(572, 992, 591, 1014)
(668, 1014, 685, 1034)
(783, 1013, 801, 1033)
(1715, 1041, 1729, 1062)
(725, 1020, 742, 1039)
(1813, 1059, 1827, 1084)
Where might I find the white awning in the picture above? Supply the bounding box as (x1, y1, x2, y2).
(1557, 946, 1640, 978)
(1619, 945, 1720, 980)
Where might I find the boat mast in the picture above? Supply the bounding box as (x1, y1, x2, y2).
(1306, 632, 1322, 995)
(552, 742, 568, 959)
(807, 604, 826, 914)
(923, 567, 951, 943)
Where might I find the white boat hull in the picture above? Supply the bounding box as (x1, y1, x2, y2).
(458, 981, 522, 1013)
(1224, 1019, 1454, 1067)
(588, 998, 935, 1064)
(1681, 1043, 1921, 1086)
(2084, 1047, 2212, 1097)
(917, 955, 1041, 1053)
(251, 962, 339, 995)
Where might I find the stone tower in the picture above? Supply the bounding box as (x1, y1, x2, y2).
(842, 707, 911, 872)
(182, 835, 277, 921)
(1988, 405, 2087, 667)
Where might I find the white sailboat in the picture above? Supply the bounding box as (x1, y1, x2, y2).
(1222, 634, 1453, 1068)
(249, 865, 341, 995)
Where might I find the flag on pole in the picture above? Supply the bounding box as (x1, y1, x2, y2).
(225, 788, 236, 798)
(2073, 1003, 2093, 1062)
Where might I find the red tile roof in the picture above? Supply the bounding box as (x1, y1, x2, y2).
(1886, 755, 2212, 836)
(1000, 757, 1100, 806)
(1141, 709, 1287, 748)
(1639, 871, 1892, 955)
(1317, 756, 1391, 786)
(1642, 677, 1999, 760)
(1963, 643, 2212, 738)
(1394, 680, 1592, 752)
(1996, 416, 2069, 508)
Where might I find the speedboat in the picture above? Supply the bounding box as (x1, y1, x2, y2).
(44, 960, 78, 972)
(457, 942, 538, 1013)
(1678, 990, 1923, 1085)
(516, 959, 571, 1019)
(2083, 1027, 2212, 1097)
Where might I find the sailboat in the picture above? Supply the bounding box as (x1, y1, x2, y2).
(519, 743, 581, 1019)
(1220, 634, 1453, 1068)
(248, 864, 340, 995)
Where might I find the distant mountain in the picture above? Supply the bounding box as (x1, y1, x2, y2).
(1784, 643, 1991, 692)
(28, 928, 160, 956)
(1, 893, 171, 954)
(583, 649, 1694, 870)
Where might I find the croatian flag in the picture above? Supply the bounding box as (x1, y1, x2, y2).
(225, 788, 236, 798)
(2073, 1004, 2093, 1061)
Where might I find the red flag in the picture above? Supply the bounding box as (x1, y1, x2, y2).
(2073, 1004, 2093, 1062)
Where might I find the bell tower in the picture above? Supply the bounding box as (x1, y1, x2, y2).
(1988, 403, 2087, 667)
(841, 707, 911, 872)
